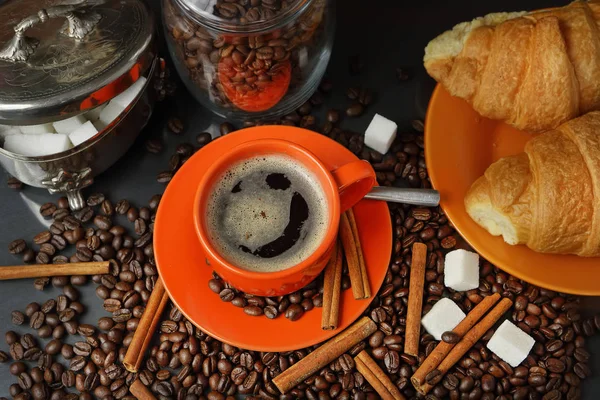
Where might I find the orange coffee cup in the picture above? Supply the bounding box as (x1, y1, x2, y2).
(193, 137, 376, 296)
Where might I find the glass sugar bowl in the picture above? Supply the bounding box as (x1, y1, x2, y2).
(163, 0, 334, 120)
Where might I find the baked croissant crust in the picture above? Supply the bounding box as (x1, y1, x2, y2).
(424, 1, 600, 132)
(465, 111, 600, 257)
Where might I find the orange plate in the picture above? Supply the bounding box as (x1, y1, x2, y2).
(154, 127, 392, 351)
(425, 85, 600, 296)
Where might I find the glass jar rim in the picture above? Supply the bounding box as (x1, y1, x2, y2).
(171, 0, 313, 34)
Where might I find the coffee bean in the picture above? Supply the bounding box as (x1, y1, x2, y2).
(145, 138, 164, 154)
(21, 248, 35, 263)
(18, 334, 34, 351)
(43, 339, 61, 356)
(574, 362, 591, 379)
(76, 247, 93, 262)
(157, 171, 174, 184)
(58, 309, 76, 322)
(111, 200, 130, 217)
(134, 218, 147, 236)
(219, 289, 235, 302)
(63, 215, 81, 230)
(18, 372, 33, 390)
(264, 305, 278, 319)
(10, 342, 24, 360)
(384, 350, 399, 374)
(285, 304, 304, 321)
(345, 103, 364, 117)
(11, 309, 27, 325)
(442, 331, 461, 344)
(7, 177, 23, 190)
(426, 369, 442, 386)
(52, 208, 69, 221)
(168, 117, 184, 134)
(207, 279, 224, 295)
(220, 122, 235, 136)
(113, 309, 132, 323)
(8, 238, 27, 254)
(135, 232, 152, 248)
(99, 199, 114, 216)
(197, 132, 213, 146)
(93, 215, 112, 230)
(68, 356, 84, 372)
(338, 354, 354, 372)
(62, 370, 75, 388)
(40, 203, 57, 217)
(300, 115, 316, 129)
(326, 109, 340, 124)
(35, 252, 49, 264)
(239, 304, 263, 317)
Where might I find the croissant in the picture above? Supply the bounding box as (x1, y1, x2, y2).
(465, 111, 600, 257)
(424, 1, 600, 132)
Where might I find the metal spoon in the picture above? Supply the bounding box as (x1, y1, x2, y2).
(364, 187, 440, 207)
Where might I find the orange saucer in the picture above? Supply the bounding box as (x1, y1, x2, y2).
(154, 127, 392, 351)
(425, 85, 600, 296)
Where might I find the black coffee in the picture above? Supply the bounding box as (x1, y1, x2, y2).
(206, 155, 329, 272)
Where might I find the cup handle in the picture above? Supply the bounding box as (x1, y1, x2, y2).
(330, 160, 376, 213)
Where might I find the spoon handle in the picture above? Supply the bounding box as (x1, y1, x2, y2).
(364, 187, 440, 207)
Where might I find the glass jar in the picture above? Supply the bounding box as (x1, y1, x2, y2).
(162, 0, 334, 120)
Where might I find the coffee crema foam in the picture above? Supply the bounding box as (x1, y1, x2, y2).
(205, 155, 329, 272)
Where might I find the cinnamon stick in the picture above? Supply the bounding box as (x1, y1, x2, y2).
(321, 241, 343, 330)
(0, 261, 109, 280)
(413, 297, 513, 395)
(411, 293, 501, 390)
(130, 379, 157, 400)
(340, 209, 370, 299)
(123, 278, 169, 373)
(273, 317, 377, 394)
(404, 242, 427, 356)
(355, 351, 406, 400)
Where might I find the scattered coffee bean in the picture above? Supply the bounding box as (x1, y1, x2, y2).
(442, 331, 461, 344)
(7, 177, 23, 190)
(167, 117, 184, 134)
(11, 311, 26, 325)
(145, 138, 164, 154)
(220, 122, 235, 136)
(8, 239, 27, 254)
(345, 103, 364, 117)
(197, 132, 213, 146)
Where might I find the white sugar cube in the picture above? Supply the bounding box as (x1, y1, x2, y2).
(52, 115, 87, 135)
(4, 134, 72, 157)
(69, 121, 98, 147)
(98, 101, 125, 128)
(365, 114, 397, 154)
(85, 104, 107, 121)
(444, 249, 480, 291)
(111, 77, 147, 109)
(0, 126, 21, 139)
(487, 320, 535, 367)
(18, 123, 55, 134)
(421, 298, 466, 340)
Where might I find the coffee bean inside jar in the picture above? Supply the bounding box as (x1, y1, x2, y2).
(163, 0, 334, 119)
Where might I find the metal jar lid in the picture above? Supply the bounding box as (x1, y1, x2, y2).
(0, 0, 155, 125)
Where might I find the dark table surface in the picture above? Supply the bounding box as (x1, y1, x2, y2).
(0, 0, 598, 397)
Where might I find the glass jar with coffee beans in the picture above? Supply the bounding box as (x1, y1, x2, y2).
(162, 0, 334, 120)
